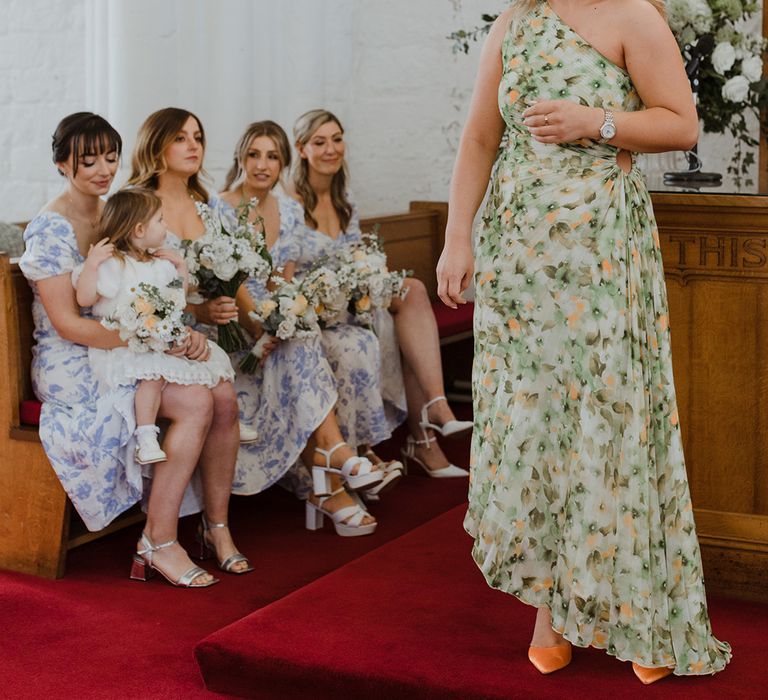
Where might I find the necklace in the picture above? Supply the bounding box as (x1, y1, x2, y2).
(66, 193, 100, 229)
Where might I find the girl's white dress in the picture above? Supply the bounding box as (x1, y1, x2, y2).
(76, 255, 234, 391)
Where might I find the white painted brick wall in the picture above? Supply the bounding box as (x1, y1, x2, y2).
(0, 0, 86, 222)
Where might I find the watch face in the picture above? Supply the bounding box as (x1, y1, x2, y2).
(600, 123, 616, 140)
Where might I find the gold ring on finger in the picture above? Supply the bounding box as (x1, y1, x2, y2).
(544, 114, 549, 126)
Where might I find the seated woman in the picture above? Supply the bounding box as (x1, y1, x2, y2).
(127, 108, 385, 536)
(19, 112, 236, 587)
(289, 109, 471, 478)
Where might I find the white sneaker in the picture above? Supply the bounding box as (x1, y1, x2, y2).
(135, 428, 167, 465)
(239, 422, 259, 444)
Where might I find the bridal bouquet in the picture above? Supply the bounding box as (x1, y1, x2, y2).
(337, 233, 411, 329)
(101, 279, 187, 353)
(183, 198, 272, 352)
(302, 264, 350, 328)
(239, 275, 320, 373)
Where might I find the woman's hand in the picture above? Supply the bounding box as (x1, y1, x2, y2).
(251, 321, 279, 362)
(523, 100, 603, 144)
(436, 239, 474, 309)
(189, 296, 239, 326)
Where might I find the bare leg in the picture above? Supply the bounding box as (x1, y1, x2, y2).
(530, 607, 568, 647)
(389, 278, 456, 426)
(402, 361, 454, 471)
(134, 378, 164, 426)
(197, 380, 249, 572)
(301, 411, 377, 526)
(144, 383, 215, 584)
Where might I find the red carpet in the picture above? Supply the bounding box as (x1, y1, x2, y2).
(0, 469, 469, 699)
(196, 506, 767, 700)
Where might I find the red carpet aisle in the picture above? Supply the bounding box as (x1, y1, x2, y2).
(0, 473, 469, 700)
(196, 506, 768, 700)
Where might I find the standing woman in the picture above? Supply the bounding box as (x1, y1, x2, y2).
(125, 108, 253, 570)
(19, 112, 219, 586)
(290, 109, 471, 478)
(438, 0, 730, 682)
(219, 120, 393, 531)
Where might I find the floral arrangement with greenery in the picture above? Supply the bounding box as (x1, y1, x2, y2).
(449, 1, 767, 186)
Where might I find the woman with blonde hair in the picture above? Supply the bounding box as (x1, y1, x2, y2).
(222, 120, 402, 501)
(289, 109, 472, 480)
(130, 110, 384, 536)
(438, 0, 730, 682)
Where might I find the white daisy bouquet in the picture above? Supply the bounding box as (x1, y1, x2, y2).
(102, 279, 187, 353)
(239, 274, 320, 373)
(301, 264, 350, 328)
(336, 232, 411, 329)
(182, 198, 272, 352)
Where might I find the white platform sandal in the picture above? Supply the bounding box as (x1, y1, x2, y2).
(305, 487, 378, 537)
(400, 435, 469, 479)
(419, 395, 473, 441)
(311, 441, 383, 496)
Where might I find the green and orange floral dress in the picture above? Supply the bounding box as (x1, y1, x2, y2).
(465, 1, 731, 675)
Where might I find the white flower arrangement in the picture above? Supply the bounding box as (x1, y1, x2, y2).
(182, 198, 272, 352)
(334, 232, 411, 329)
(301, 264, 350, 328)
(668, 0, 767, 185)
(101, 279, 187, 354)
(240, 274, 321, 373)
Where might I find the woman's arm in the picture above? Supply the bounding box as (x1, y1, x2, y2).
(524, 2, 698, 152)
(38, 274, 124, 348)
(437, 10, 510, 308)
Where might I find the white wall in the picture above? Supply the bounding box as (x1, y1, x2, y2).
(0, 0, 763, 222)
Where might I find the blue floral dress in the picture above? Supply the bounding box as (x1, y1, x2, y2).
(19, 213, 142, 531)
(290, 199, 407, 435)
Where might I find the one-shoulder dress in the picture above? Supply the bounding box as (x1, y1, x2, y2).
(465, 1, 731, 675)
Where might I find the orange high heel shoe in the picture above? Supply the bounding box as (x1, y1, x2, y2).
(632, 663, 674, 684)
(528, 643, 572, 674)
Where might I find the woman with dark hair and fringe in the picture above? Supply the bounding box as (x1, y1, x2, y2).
(19, 112, 221, 587)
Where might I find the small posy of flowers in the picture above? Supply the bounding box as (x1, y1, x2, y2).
(182, 198, 272, 352)
(239, 274, 320, 374)
(102, 279, 187, 354)
(301, 263, 351, 328)
(336, 232, 411, 329)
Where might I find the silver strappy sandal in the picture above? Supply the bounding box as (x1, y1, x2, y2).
(130, 532, 219, 588)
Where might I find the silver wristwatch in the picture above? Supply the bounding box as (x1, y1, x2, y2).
(599, 109, 616, 142)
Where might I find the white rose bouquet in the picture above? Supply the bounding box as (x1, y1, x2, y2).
(335, 232, 411, 329)
(182, 198, 272, 352)
(240, 275, 320, 373)
(102, 279, 187, 353)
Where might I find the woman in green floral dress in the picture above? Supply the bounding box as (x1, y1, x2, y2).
(438, 0, 731, 683)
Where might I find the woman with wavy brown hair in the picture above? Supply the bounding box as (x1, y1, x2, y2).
(289, 109, 472, 480)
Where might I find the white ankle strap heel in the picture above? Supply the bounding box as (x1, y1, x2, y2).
(400, 435, 469, 479)
(311, 441, 383, 495)
(419, 395, 473, 442)
(305, 487, 377, 537)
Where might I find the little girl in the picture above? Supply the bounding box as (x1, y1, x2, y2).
(73, 188, 254, 464)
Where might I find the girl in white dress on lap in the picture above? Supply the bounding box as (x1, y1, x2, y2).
(74, 188, 235, 465)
